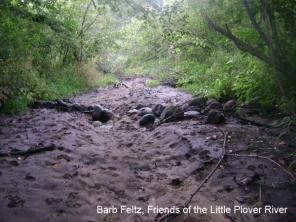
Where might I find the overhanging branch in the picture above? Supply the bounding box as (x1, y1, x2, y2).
(204, 15, 272, 65)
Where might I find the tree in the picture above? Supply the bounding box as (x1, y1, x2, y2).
(203, 0, 296, 113)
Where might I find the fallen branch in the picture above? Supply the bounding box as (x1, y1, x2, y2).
(184, 131, 229, 206)
(31, 99, 95, 113)
(0, 145, 63, 158)
(157, 131, 229, 222)
(226, 153, 296, 183)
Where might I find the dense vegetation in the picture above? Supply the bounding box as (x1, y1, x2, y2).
(1, 0, 296, 114)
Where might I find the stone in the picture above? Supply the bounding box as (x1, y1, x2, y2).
(127, 109, 139, 116)
(184, 111, 200, 118)
(223, 100, 236, 112)
(138, 107, 153, 116)
(160, 105, 184, 120)
(206, 99, 223, 110)
(188, 97, 206, 107)
(206, 109, 225, 124)
(135, 104, 145, 110)
(152, 104, 165, 117)
(92, 121, 103, 127)
(92, 105, 103, 121)
(100, 110, 113, 123)
(92, 105, 113, 123)
(139, 114, 155, 126)
(182, 105, 200, 112)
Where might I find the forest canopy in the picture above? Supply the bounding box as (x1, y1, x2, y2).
(0, 0, 295, 114)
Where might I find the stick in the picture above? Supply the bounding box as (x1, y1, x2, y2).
(184, 131, 229, 207)
(157, 131, 229, 222)
(0, 145, 62, 158)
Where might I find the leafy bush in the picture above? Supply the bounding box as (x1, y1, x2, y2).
(177, 51, 283, 110)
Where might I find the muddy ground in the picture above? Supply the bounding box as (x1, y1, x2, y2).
(0, 78, 295, 222)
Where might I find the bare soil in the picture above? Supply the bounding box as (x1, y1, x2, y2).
(0, 78, 295, 222)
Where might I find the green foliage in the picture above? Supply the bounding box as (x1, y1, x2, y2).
(0, 0, 114, 114)
(41, 65, 89, 101)
(0, 63, 90, 114)
(96, 74, 119, 87)
(1, 0, 296, 114)
(97, 0, 295, 114)
(146, 79, 160, 88)
(177, 51, 282, 109)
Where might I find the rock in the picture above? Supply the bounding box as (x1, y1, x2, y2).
(92, 105, 112, 123)
(152, 104, 165, 117)
(206, 109, 225, 124)
(188, 97, 206, 107)
(92, 121, 103, 127)
(206, 99, 223, 110)
(182, 105, 200, 112)
(128, 109, 139, 116)
(92, 105, 103, 121)
(100, 110, 113, 123)
(184, 111, 200, 118)
(162, 78, 177, 88)
(138, 107, 153, 116)
(160, 105, 184, 120)
(223, 100, 236, 112)
(135, 104, 145, 110)
(139, 114, 155, 126)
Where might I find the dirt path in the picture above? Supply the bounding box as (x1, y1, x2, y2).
(0, 78, 295, 222)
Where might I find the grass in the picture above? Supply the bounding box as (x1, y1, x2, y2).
(146, 79, 160, 88)
(80, 62, 119, 87)
(97, 74, 119, 87)
(0, 61, 121, 115)
(1, 64, 90, 114)
(0, 95, 30, 114)
(42, 65, 89, 100)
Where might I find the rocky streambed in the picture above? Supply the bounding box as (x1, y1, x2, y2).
(0, 78, 295, 222)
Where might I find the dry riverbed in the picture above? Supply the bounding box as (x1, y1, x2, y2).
(0, 78, 295, 222)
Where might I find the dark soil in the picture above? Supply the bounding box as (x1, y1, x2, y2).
(0, 78, 295, 222)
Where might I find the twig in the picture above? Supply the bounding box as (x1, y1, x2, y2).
(184, 131, 229, 206)
(157, 131, 229, 222)
(0, 145, 62, 158)
(225, 153, 296, 182)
